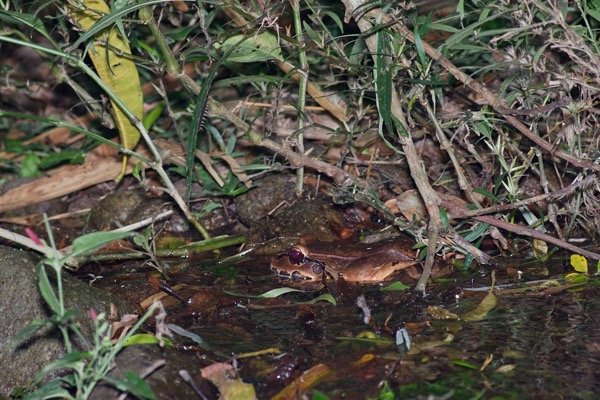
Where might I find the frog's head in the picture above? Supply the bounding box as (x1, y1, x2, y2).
(270, 245, 326, 281)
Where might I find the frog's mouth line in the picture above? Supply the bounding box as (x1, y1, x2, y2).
(271, 269, 317, 281)
(271, 257, 327, 281)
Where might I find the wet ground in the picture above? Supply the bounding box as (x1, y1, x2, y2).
(82, 252, 600, 399)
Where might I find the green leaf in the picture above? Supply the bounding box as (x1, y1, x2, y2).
(34, 351, 89, 382)
(570, 254, 588, 273)
(565, 272, 588, 284)
(23, 379, 73, 400)
(312, 389, 331, 400)
(303, 21, 321, 45)
(39, 149, 86, 169)
(428, 22, 459, 33)
(215, 32, 283, 63)
(20, 152, 41, 178)
(38, 266, 60, 314)
(462, 222, 490, 243)
(294, 293, 337, 306)
(323, 11, 344, 33)
(143, 102, 165, 130)
(587, 9, 600, 22)
(413, 24, 428, 70)
(15, 318, 49, 342)
(122, 333, 173, 347)
(472, 187, 499, 202)
(375, 29, 394, 136)
(381, 281, 411, 291)
(167, 323, 212, 350)
(224, 287, 304, 299)
(0, 10, 54, 43)
(452, 360, 479, 369)
(439, 207, 449, 229)
(186, 34, 251, 203)
(104, 372, 156, 400)
(66, 231, 132, 260)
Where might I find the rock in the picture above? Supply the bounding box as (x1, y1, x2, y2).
(246, 196, 348, 252)
(234, 173, 297, 226)
(89, 344, 213, 400)
(0, 246, 135, 396)
(89, 190, 145, 230)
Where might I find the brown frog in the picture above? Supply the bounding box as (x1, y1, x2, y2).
(270, 236, 420, 283)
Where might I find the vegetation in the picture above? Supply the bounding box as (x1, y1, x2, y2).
(1, 0, 600, 397)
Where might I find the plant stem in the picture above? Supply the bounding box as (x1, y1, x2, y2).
(292, 0, 308, 195)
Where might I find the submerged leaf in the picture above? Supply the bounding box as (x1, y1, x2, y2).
(461, 271, 497, 321)
(224, 287, 304, 298)
(202, 362, 257, 399)
(272, 364, 332, 400)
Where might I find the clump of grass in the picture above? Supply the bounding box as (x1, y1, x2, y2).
(1, 2, 599, 273)
(17, 220, 167, 399)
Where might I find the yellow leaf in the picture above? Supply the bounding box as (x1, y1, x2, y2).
(533, 238, 548, 259)
(462, 271, 497, 322)
(67, 0, 144, 181)
(570, 254, 588, 273)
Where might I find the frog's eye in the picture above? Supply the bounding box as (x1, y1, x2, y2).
(288, 247, 306, 264)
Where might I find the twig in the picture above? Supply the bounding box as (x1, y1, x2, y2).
(291, 0, 308, 195)
(380, 18, 600, 173)
(473, 215, 600, 261)
(447, 175, 595, 219)
(0, 226, 61, 258)
(423, 99, 508, 250)
(343, 0, 442, 292)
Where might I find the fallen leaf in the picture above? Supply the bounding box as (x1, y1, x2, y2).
(570, 254, 588, 273)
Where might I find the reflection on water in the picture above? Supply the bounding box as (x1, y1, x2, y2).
(102, 256, 600, 398)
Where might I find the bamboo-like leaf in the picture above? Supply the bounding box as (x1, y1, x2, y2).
(374, 28, 393, 135)
(104, 372, 156, 400)
(67, 0, 144, 181)
(185, 36, 249, 203)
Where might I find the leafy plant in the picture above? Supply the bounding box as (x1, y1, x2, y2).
(18, 220, 165, 399)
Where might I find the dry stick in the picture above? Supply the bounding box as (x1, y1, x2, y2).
(343, 0, 441, 292)
(447, 175, 595, 219)
(424, 101, 509, 251)
(207, 98, 364, 187)
(352, 6, 600, 262)
(473, 215, 600, 261)
(291, 0, 309, 195)
(537, 149, 563, 237)
(384, 21, 600, 173)
(447, 232, 492, 264)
